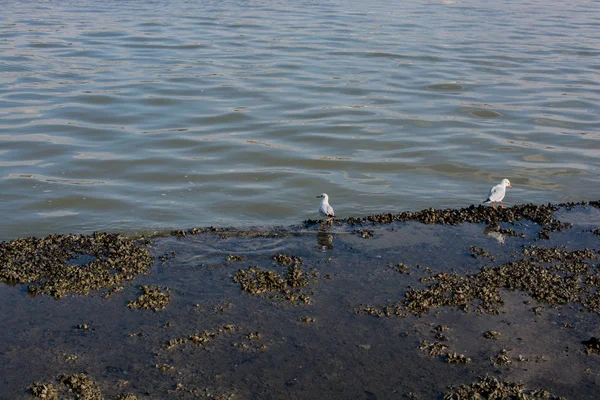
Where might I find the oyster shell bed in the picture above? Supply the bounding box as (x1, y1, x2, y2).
(1, 201, 599, 399)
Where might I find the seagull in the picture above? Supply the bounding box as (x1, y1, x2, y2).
(483, 179, 513, 210)
(317, 193, 335, 218)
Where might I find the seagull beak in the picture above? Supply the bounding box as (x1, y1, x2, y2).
(316, 195, 320, 198)
(508, 185, 513, 189)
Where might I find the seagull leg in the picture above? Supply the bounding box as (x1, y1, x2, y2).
(500, 201, 505, 209)
(492, 203, 497, 210)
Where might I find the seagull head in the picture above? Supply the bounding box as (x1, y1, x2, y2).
(317, 193, 329, 200)
(501, 179, 512, 189)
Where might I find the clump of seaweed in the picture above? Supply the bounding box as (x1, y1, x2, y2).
(419, 340, 448, 357)
(226, 254, 246, 262)
(355, 303, 407, 318)
(446, 352, 471, 364)
(389, 263, 410, 274)
(484, 330, 501, 340)
(30, 382, 60, 399)
(491, 349, 512, 367)
(163, 325, 238, 350)
(470, 246, 496, 262)
(0, 233, 153, 299)
(233, 262, 314, 304)
(233, 267, 286, 294)
(273, 253, 303, 267)
(419, 341, 470, 364)
(30, 373, 104, 400)
(433, 324, 451, 341)
(353, 229, 374, 239)
(127, 285, 170, 311)
(59, 374, 104, 400)
(498, 227, 526, 238)
(443, 376, 566, 399)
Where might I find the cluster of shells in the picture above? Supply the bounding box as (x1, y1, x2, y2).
(233, 254, 315, 304)
(0, 232, 153, 299)
(127, 285, 171, 311)
(361, 246, 599, 317)
(443, 376, 565, 400)
(30, 373, 108, 400)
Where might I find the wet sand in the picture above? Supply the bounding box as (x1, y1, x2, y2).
(1, 203, 600, 399)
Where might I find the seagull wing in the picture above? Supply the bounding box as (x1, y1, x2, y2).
(486, 184, 506, 202)
(320, 203, 335, 217)
(325, 204, 335, 217)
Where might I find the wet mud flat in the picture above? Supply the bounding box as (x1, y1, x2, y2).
(1, 203, 600, 399)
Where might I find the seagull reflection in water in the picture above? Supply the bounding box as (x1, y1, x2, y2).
(317, 231, 333, 250)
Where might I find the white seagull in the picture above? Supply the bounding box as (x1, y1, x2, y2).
(317, 193, 335, 218)
(483, 179, 513, 209)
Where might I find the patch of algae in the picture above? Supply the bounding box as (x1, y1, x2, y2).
(127, 285, 171, 311)
(0, 233, 153, 299)
(30, 373, 103, 400)
(233, 256, 315, 304)
(359, 246, 599, 317)
(443, 376, 566, 400)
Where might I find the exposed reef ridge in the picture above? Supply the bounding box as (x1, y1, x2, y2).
(312, 201, 599, 240)
(166, 201, 599, 240)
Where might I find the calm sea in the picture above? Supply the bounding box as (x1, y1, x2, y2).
(1, 0, 599, 241)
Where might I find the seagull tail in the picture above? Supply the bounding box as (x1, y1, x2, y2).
(483, 198, 491, 203)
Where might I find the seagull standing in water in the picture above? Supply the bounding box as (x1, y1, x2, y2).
(317, 193, 335, 219)
(483, 179, 513, 210)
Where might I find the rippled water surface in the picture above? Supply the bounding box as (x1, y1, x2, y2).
(1, 0, 599, 240)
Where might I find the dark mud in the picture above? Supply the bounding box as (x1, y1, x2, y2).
(1, 202, 600, 399)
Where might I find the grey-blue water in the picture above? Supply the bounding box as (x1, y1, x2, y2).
(1, 0, 599, 241)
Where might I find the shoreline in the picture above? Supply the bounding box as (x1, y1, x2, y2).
(1, 201, 599, 399)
